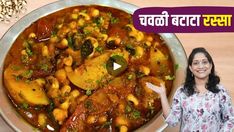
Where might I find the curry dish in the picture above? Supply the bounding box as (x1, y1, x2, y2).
(3, 5, 174, 132)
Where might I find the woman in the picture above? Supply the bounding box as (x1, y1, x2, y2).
(146, 47, 234, 131)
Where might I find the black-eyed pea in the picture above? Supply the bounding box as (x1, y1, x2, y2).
(91, 8, 99, 17)
(129, 31, 137, 39)
(50, 36, 59, 43)
(63, 55, 73, 66)
(153, 41, 160, 48)
(145, 41, 152, 47)
(55, 69, 67, 83)
(107, 94, 119, 103)
(47, 88, 60, 98)
(57, 27, 70, 39)
(94, 26, 100, 33)
(98, 115, 107, 124)
(148, 99, 155, 108)
(38, 113, 47, 127)
(69, 21, 77, 29)
(127, 94, 139, 106)
(52, 108, 68, 125)
(86, 37, 99, 48)
(135, 46, 144, 58)
(129, 30, 144, 42)
(98, 33, 108, 41)
(71, 29, 78, 34)
(83, 26, 93, 34)
(77, 18, 85, 27)
(42, 45, 49, 57)
(61, 38, 68, 48)
(28, 32, 36, 39)
(78, 12, 90, 21)
(61, 85, 71, 96)
(21, 50, 27, 55)
(63, 78, 70, 86)
(56, 59, 64, 69)
(60, 100, 70, 110)
(56, 24, 63, 29)
(47, 76, 59, 89)
(126, 24, 136, 31)
(70, 89, 80, 98)
(107, 36, 121, 45)
(136, 32, 144, 42)
(87, 115, 97, 124)
(120, 125, 128, 132)
(71, 13, 78, 20)
(139, 65, 150, 75)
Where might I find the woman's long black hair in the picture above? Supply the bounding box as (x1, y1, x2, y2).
(183, 47, 220, 96)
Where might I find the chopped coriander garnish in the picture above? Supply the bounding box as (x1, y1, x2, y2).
(110, 17, 119, 24)
(107, 12, 112, 16)
(14, 75, 21, 81)
(107, 12, 119, 24)
(131, 109, 141, 119)
(21, 70, 33, 78)
(86, 89, 92, 96)
(125, 44, 136, 56)
(125, 105, 132, 113)
(93, 17, 104, 27)
(26, 47, 33, 56)
(83, 28, 91, 35)
(47, 100, 55, 113)
(40, 64, 48, 71)
(136, 72, 145, 78)
(67, 35, 74, 49)
(95, 46, 104, 53)
(84, 100, 93, 109)
(21, 55, 29, 64)
(127, 74, 133, 80)
(102, 63, 106, 69)
(11, 65, 21, 71)
(21, 102, 29, 109)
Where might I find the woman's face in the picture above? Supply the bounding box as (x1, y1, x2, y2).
(189, 52, 212, 80)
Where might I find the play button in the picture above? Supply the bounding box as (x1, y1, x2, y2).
(106, 55, 128, 76)
(113, 62, 121, 70)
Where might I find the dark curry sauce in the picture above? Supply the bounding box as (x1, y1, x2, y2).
(3, 5, 174, 132)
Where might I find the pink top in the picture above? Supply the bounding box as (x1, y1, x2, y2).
(165, 84, 234, 132)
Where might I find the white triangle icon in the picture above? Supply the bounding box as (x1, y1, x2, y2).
(113, 62, 121, 70)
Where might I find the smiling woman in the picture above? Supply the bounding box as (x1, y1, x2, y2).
(2, 5, 175, 131)
(147, 47, 234, 131)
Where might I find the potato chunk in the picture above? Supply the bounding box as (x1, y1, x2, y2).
(150, 48, 168, 76)
(67, 52, 111, 90)
(4, 67, 49, 105)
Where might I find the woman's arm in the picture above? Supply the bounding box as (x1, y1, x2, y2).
(219, 87, 234, 131)
(146, 83, 171, 118)
(146, 82, 182, 127)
